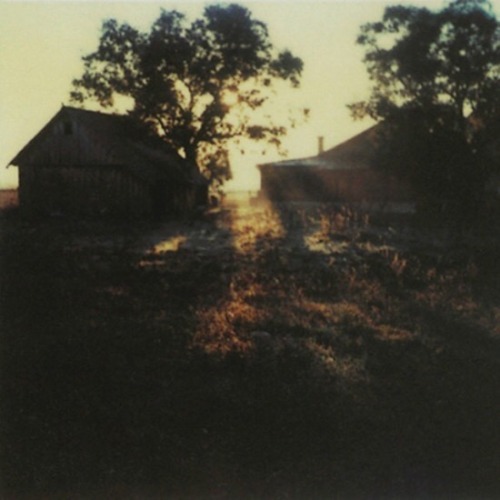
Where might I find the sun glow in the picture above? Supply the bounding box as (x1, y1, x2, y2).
(6, 0, 497, 191)
(153, 235, 187, 253)
(221, 89, 239, 107)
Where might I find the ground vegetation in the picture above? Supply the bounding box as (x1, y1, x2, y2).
(1, 200, 499, 498)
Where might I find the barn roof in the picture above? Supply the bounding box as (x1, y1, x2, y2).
(9, 106, 207, 186)
(258, 124, 380, 171)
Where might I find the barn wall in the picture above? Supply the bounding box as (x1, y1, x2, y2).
(16, 112, 203, 219)
(150, 179, 199, 218)
(19, 117, 114, 167)
(260, 166, 411, 203)
(19, 165, 153, 217)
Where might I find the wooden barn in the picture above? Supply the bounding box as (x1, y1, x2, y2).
(8, 106, 208, 219)
(258, 125, 411, 206)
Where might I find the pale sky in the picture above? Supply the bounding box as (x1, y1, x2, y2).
(1, 0, 498, 190)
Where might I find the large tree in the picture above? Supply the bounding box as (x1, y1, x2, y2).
(349, 0, 500, 225)
(71, 4, 303, 188)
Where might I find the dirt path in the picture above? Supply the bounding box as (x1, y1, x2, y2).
(133, 196, 282, 255)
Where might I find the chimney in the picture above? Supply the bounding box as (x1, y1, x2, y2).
(318, 136, 324, 155)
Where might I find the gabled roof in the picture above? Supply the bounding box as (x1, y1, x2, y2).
(258, 124, 381, 171)
(9, 106, 207, 186)
(319, 124, 379, 169)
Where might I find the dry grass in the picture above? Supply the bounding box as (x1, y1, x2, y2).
(0, 189, 18, 210)
(1, 201, 499, 498)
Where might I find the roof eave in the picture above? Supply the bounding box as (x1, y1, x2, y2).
(7, 106, 69, 168)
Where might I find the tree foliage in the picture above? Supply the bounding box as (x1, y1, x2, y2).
(350, 0, 500, 224)
(71, 4, 303, 187)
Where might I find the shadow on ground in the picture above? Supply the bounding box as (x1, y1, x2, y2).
(0, 201, 499, 499)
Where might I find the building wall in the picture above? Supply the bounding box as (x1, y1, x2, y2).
(260, 166, 411, 204)
(16, 113, 199, 218)
(19, 165, 153, 217)
(18, 118, 109, 167)
(150, 178, 205, 218)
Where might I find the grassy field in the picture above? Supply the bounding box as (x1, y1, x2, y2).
(1, 200, 499, 499)
(0, 190, 18, 210)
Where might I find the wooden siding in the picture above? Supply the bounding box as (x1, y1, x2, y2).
(14, 109, 205, 218)
(19, 116, 118, 167)
(19, 165, 153, 217)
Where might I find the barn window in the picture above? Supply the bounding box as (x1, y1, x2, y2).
(63, 121, 73, 135)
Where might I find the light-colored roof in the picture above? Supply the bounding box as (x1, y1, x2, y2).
(259, 155, 334, 169)
(259, 124, 380, 171)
